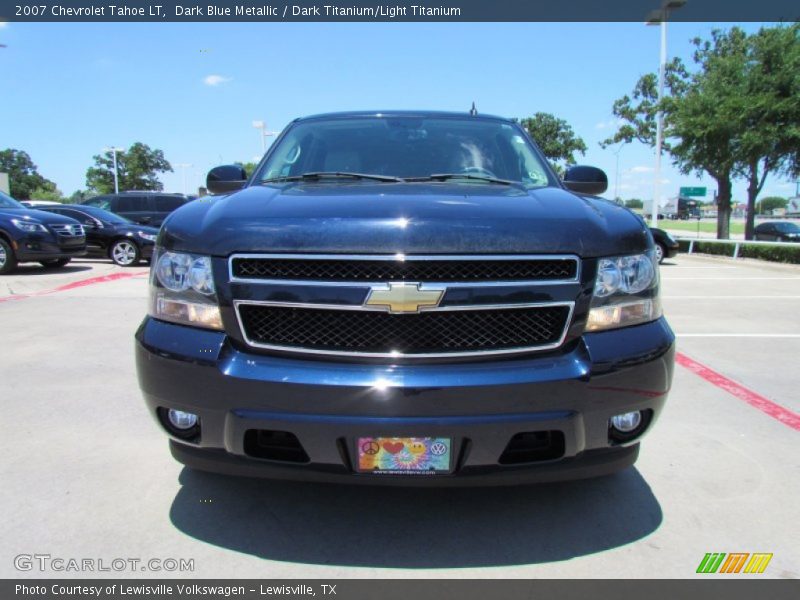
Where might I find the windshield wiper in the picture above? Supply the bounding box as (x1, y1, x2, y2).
(406, 173, 518, 186)
(262, 172, 405, 183)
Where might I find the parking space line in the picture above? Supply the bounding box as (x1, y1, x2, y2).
(662, 277, 800, 280)
(0, 271, 149, 303)
(677, 334, 800, 338)
(675, 352, 800, 431)
(666, 296, 800, 299)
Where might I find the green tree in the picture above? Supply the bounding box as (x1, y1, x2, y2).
(602, 47, 739, 238)
(0, 149, 56, 199)
(625, 199, 644, 209)
(67, 190, 91, 205)
(30, 181, 64, 202)
(85, 143, 172, 193)
(731, 24, 800, 238)
(518, 113, 587, 176)
(234, 162, 258, 178)
(758, 196, 787, 213)
(603, 25, 800, 240)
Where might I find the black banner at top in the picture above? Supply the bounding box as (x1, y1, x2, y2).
(1, 0, 799, 23)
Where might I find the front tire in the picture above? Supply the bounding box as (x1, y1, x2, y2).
(39, 258, 71, 269)
(110, 239, 141, 266)
(655, 242, 666, 264)
(0, 238, 18, 275)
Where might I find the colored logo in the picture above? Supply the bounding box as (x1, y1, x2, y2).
(364, 282, 444, 314)
(696, 553, 773, 574)
(360, 441, 380, 455)
(430, 442, 448, 456)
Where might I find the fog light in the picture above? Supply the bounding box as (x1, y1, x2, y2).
(167, 409, 198, 430)
(610, 411, 642, 433)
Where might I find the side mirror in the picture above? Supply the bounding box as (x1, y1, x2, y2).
(206, 165, 248, 194)
(83, 218, 101, 229)
(562, 166, 608, 195)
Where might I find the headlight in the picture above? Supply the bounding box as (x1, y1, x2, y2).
(11, 218, 48, 233)
(138, 231, 157, 242)
(149, 249, 222, 330)
(586, 253, 661, 332)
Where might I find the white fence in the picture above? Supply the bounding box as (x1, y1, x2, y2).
(677, 237, 800, 259)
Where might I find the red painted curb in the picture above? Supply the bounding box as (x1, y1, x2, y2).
(676, 352, 800, 431)
(0, 271, 148, 303)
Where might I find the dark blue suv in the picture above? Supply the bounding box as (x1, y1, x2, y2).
(0, 191, 87, 274)
(136, 111, 675, 485)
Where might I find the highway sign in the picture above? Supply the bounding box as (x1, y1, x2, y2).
(680, 186, 707, 197)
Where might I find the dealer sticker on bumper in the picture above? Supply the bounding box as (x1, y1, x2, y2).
(357, 437, 452, 474)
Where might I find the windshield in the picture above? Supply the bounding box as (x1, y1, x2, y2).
(0, 190, 24, 209)
(255, 115, 555, 188)
(775, 222, 800, 233)
(75, 205, 131, 224)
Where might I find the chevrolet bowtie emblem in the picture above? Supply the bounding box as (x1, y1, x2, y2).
(364, 282, 445, 314)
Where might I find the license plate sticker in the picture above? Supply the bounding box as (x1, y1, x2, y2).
(357, 437, 452, 474)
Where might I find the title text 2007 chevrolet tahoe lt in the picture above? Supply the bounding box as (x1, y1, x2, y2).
(135, 111, 675, 485)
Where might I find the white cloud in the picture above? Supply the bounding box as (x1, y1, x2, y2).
(203, 74, 231, 86)
(630, 165, 654, 173)
(595, 119, 623, 130)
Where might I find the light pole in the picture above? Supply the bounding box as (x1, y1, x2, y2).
(103, 146, 124, 193)
(612, 142, 626, 202)
(252, 120, 278, 154)
(646, 0, 686, 228)
(174, 163, 192, 195)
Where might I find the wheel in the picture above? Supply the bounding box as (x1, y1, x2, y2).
(39, 258, 71, 269)
(109, 239, 141, 266)
(0, 238, 18, 275)
(655, 242, 666, 264)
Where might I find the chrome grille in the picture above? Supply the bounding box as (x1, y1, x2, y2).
(231, 254, 578, 282)
(229, 254, 579, 359)
(50, 224, 85, 237)
(237, 304, 571, 357)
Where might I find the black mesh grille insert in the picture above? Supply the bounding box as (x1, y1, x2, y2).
(232, 257, 577, 282)
(238, 304, 570, 355)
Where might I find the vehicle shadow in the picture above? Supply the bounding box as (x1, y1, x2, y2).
(169, 467, 662, 568)
(9, 264, 93, 276)
(73, 258, 151, 266)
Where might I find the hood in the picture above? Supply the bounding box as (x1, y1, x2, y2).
(0, 207, 82, 225)
(161, 183, 650, 257)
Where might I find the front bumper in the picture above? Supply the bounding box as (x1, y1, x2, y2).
(136, 317, 675, 486)
(14, 233, 87, 262)
(139, 242, 155, 260)
(665, 242, 680, 259)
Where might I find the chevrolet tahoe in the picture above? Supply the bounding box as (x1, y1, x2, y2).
(135, 110, 675, 485)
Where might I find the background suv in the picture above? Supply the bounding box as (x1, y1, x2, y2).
(0, 191, 86, 274)
(81, 192, 193, 227)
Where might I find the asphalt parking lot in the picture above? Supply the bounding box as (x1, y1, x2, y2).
(1, 254, 798, 579)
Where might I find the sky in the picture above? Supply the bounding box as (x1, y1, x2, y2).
(1, 21, 797, 204)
